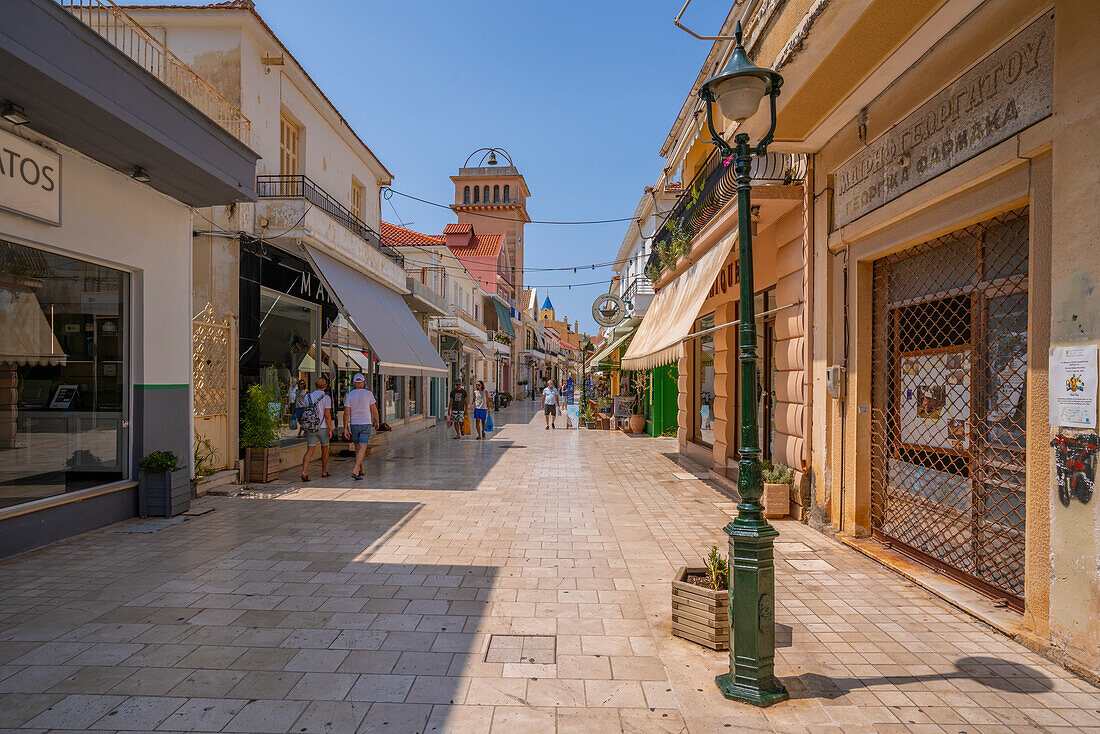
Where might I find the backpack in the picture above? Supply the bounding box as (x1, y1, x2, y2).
(300, 391, 323, 432)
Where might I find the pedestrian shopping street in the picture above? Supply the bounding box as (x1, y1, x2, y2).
(0, 404, 1097, 734)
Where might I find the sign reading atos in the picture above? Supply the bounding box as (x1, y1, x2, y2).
(833, 12, 1053, 229)
(0, 127, 60, 226)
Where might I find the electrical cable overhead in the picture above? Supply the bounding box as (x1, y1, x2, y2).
(383, 187, 637, 224)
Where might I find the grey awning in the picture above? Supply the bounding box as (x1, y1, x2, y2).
(304, 246, 447, 377)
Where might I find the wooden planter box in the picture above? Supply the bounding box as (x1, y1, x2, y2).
(671, 566, 728, 650)
(763, 482, 791, 519)
(139, 468, 191, 517)
(244, 446, 280, 483)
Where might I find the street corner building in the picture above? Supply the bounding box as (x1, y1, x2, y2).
(0, 0, 258, 557)
(618, 0, 1100, 681)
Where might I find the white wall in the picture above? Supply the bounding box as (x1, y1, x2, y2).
(0, 134, 193, 388)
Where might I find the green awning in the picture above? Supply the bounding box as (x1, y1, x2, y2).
(589, 329, 634, 368)
(493, 299, 515, 337)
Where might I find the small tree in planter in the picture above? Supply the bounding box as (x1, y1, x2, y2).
(240, 383, 281, 483)
(672, 546, 729, 650)
(138, 450, 190, 517)
(580, 405, 596, 429)
(628, 371, 650, 434)
(762, 460, 795, 519)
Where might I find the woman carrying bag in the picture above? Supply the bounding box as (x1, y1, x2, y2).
(472, 380, 490, 440)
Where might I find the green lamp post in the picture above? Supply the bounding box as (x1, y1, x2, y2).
(698, 21, 789, 707)
(580, 338, 594, 406)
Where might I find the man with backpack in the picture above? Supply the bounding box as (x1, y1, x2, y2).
(299, 376, 333, 481)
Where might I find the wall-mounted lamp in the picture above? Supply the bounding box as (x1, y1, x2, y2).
(2, 101, 30, 126)
(131, 166, 151, 183)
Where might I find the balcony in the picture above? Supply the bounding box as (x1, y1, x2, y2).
(63, 0, 251, 146)
(257, 175, 404, 269)
(648, 149, 806, 278)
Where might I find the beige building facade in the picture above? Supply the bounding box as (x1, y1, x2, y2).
(628, 0, 1100, 679)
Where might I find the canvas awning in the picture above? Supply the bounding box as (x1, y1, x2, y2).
(0, 287, 67, 366)
(303, 246, 447, 377)
(492, 299, 515, 337)
(621, 232, 737, 371)
(589, 329, 634, 368)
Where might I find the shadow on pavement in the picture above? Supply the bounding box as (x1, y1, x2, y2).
(787, 655, 1055, 700)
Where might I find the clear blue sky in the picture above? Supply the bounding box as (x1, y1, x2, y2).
(248, 1, 725, 331)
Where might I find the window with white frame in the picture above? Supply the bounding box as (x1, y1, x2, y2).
(280, 114, 299, 175)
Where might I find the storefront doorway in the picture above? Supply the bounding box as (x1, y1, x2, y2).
(870, 208, 1029, 608)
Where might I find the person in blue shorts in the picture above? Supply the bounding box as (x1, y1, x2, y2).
(472, 380, 490, 440)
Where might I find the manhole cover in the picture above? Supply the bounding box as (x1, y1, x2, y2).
(485, 634, 556, 664)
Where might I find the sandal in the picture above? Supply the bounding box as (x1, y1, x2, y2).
(299, 474, 309, 482)
(321, 471, 330, 478)
(352, 472, 363, 480)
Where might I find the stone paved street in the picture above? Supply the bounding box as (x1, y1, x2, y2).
(1, 404, 1098, 733)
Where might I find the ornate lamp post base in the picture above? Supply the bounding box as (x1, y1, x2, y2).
(714, 519, 789, 707)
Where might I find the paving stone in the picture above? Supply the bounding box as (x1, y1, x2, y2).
(0, 405, 1095, 734)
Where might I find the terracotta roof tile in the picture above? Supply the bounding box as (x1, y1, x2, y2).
(443, 223, 473, 234)
(447, 232, 504, 258)
(381, 221, 444, 248)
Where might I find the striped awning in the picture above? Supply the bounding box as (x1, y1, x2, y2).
(621, 231, 736, 371)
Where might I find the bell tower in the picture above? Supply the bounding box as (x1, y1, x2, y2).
(451, 148, 530, 300)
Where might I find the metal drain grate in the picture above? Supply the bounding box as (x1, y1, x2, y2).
(485, 634, 556, 664)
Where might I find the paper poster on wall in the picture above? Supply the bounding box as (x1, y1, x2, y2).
(898, 351, 971, 451)
(1049, 344, 1098, 428)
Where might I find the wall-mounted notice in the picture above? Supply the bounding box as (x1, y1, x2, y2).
(1050, 345, 1098, 429)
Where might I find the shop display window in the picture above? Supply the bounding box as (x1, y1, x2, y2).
(384, 374, 405, 422)
(257, 288, 319, 443)
(408, 376, 423, 417)
(693, 312, 715, 446)
(0, 239, 128, 509)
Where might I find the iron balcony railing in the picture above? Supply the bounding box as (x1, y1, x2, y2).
(622, 276, 654, 306)
(648, 148, 807, 276)
(256, 175, 404, 267)
(62, 0, 251, 145)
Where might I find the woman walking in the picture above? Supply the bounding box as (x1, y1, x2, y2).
(472, 380, 490, 440)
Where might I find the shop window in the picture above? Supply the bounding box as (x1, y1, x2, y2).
(693, 312, 715, 446)
(258, 288, 320, 443)
(408, 376, 423, 417)
(0, 239, 128, 508)
(384, 374, 405, 422)
(280, 114, 299, 175)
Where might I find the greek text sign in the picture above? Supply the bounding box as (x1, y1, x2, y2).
(833, 12, 1053, 229)
(1050, 345, 1098, 429)
(0, 127, 60, 225)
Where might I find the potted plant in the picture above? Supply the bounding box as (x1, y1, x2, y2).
(596, 396, 612, 429)
(138, 450, 190, 517)
(672, 546, 729, 650)
(580, 405, 596, 429)
(241, 383, 281, 483)
(762, 460, 794, 519)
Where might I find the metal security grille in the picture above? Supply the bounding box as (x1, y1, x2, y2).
(193, 303, 230, 419)
(870, 208, 1028, 608)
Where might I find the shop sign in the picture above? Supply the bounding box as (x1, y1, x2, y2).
(833, 12, 1053, 229)
(0, 127, 60, 225)
(441, 349, 458, 362)
(707, 261, 740, 299)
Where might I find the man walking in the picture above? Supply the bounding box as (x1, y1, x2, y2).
(299, 376, 333, 481)
(342, 372, 379, 480)
(542, 378, 562, 429)
(449, 382, 468, 439)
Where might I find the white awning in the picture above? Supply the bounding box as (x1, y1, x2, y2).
(621, 232, 736, 371)
(0, 287, 67, 366)
(589, 329, 634, 367)
(303, 246, 447, 377)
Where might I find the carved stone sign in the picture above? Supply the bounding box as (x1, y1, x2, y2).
(833, 12, 1053, 229)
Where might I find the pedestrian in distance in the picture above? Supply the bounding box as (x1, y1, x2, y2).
(299, 376, 333, 481)
(472, 380, 490, 440)
(449, 382, 468, 440)
(542, 378, 562, 429)
(342, 372, 379, 480)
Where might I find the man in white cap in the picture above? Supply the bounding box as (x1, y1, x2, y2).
(342, 373, 379, 480)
